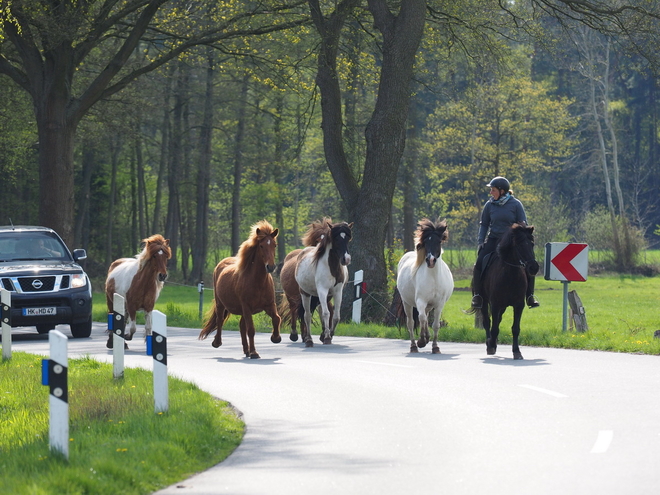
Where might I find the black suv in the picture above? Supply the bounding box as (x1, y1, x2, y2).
(0, 226, 93, 338)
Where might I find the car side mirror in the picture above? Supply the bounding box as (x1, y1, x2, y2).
(73, 249, 87, 261)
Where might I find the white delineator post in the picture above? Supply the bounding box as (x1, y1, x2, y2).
(1, 288, 11, 360)
(151, 310, 168, 413)
(352, 270, 364, 324)
(111, 294, 126, 379)
(48, 330, 69, 459)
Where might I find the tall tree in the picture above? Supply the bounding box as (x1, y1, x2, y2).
(0, 0, 308, 245)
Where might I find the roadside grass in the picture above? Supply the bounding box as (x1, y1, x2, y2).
(92, 271, 660, 355)
(0, 352, 244, 495)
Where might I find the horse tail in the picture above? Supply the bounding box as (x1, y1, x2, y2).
(199, 304, 230, 340)
(278, 294, 293, 328)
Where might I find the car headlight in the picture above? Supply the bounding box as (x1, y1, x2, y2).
(71, 273, 87, 288)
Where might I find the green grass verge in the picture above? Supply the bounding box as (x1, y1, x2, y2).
(0, 352, 244, 495)
(93, 273, 660, 355)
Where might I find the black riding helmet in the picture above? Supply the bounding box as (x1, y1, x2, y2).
(487, 176, 510, 192)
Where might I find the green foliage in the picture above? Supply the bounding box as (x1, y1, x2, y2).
(0, 353, 244, 495)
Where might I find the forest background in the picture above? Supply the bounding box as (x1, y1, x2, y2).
(2, 1, 660, 322)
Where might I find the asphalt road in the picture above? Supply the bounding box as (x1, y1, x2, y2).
(9, 323, 660, 495)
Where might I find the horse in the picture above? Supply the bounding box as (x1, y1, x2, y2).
(105, 234, 172, 349)
(294, 220, 353, 347)
(396, 219, 454, 354)
(199, 220, 281, 359)
(476, 222, 538, 360)
(278, 218, 334, 343)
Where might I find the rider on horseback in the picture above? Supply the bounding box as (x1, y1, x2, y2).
(471, 176, 540, 310)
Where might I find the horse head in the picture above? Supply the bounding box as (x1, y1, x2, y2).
(256, 225, 279, 274)
(415, 219, 448, 269)
(329, 221, 353, 266)
(499, 223, 538, 274)
(142, 234, 171, 282)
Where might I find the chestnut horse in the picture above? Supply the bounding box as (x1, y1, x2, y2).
(294, 220, 353, 347)
(105, 234, 171, 349)
(278, 218, 334, 343)
(199, 220, 281, 359)
(396, 219, 454, 354)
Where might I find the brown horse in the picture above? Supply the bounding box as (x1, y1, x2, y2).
(278, 218, 334, 343)
(199, 220, 281, 359)
(105, 234, 172, 349)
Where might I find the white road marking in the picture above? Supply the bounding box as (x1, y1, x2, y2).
(591, 430, 614, 453)
(355, 360, 414, 369)
(518, 384, 568, 398)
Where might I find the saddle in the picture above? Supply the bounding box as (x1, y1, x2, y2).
(478, 252, 497, 280)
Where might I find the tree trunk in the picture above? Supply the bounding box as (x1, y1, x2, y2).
(190, 52, 214, 285)
(349, 0, 426, 321)
(231, 72, 250, 254)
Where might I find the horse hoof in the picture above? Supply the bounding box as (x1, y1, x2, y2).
(211, 341, 222, 348)
(271, 334, 282, 344)
(323, 338, 332, 345)
(250, 353, 260, 359)
(487, 347, 496, 355)
(290, 333, 299, 342)
(417, 339, 427, 349)
(410, 345, 418, 353)
(305, 340, 314, 348)
(513, 353, 524, 360)
(106, 340, 113, 349)
(432, 346, 441, 354)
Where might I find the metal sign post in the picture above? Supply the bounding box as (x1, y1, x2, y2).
(352, 270, 364, 324)
(150, 310, 168, 413)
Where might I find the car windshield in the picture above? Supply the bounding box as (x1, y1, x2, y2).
(0, 233, 71, 262)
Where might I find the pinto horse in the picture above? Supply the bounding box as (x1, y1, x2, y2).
(105, 234, 171, 349)
(294, 220, 353, 347)
(477, 223, 538, 360)
(278, 218, 334, 343)
(396, 219, 454, 354)
(199, 220, 281, 359)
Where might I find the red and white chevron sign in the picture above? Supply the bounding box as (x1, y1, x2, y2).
(544, 243, 589, 282)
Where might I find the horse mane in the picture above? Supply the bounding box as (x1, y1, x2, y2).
(137, 234, 171, 270)
(497, 222, 534, 256)
(414, 219, 448, 268)
(237, 220, 277, 271)
(302, 217, 332, 248)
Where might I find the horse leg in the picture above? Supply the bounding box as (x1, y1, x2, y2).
(242, 314, 259, 359)
(265, 303, 282, 344)
(431, 307, 442, 354)
(145, 311, 152, 339)
(326, 287, 342, 344)
(416, 301, 430, 349)
(300, 292, 314, 347)
(482, 305, 495, 355)
(512, 304, 524, 360)
(124, 312, 137, 341)
(318, 288, 333, 345)
(403, 302, 418, 353)
(212, 307, 228, 348)
(488, 307, 504, 355)
(287, 296, 299, 342)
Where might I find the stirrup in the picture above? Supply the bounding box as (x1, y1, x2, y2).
(471, 294, 483, 309)
(527, 295, 540, 308)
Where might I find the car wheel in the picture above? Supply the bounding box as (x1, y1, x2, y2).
(70, 316, 92, 338)
(36, 324, 55, 334)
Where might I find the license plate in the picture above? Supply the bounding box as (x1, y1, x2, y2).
(23, 307, 56, 316)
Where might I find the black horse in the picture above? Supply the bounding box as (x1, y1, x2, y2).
(478, 223, 538, 360)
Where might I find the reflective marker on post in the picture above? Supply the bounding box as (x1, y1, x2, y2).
(47, 330, 69, 459)
(112, 294, 126, 379)
(352, 270, 364, 324)
(1, 288, 11, 360)
(151, 310, 168, 413)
